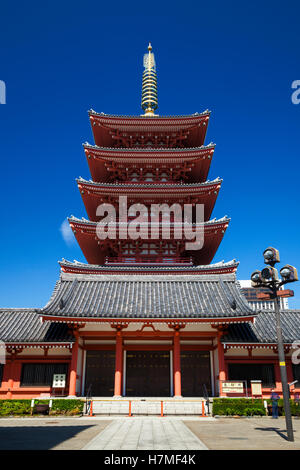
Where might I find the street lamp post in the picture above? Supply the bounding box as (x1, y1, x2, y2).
(251, 247, 298, 442)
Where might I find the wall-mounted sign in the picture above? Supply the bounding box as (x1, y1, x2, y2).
(222, 381, 244, 393)
(52, 374, 66, 388)
(251, 380, 262, 396)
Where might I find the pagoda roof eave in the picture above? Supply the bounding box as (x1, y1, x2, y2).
(82, 142, 216, 154)
(76, 177, 222, 191)
(40, 315, 256, 324)
(89, 111, 211, 147)
(88, 109, 211, 120)
(59, 259, 239, 275)
(0, 309, 74, 344)
(68, 215, 230, 228)
(222, 310, 300, 345)
(83, 142, 216, 153)
(68, 216, 230, 265)
(39, 270, 255, 320)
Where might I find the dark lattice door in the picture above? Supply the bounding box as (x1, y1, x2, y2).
(85, 350, 115, 396)
(181, 351, 212, 397)
(126, 351, 170, 396)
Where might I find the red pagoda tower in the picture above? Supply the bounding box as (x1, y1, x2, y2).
(1, 44, 268, 402)
(46, 43, 254, 398)
(66, 44, 230, 271)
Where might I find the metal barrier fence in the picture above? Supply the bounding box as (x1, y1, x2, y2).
(85, 399, 209, 417)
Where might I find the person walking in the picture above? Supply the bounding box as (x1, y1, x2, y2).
(270, 389, 280, 419)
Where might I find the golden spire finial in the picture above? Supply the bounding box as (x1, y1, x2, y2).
(141, 43, 158, 116)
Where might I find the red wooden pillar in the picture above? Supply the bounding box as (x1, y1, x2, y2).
(217, 333, 226, 397)
(114, 332, 123, 397)
(69, 335, 79, 397)
(173, 331, 182, 397)
(6, 361, 14, 399)
(274, 360, 282, 393)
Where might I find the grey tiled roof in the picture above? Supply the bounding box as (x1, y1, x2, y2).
(59, 259, 239, 273)
(40, 272, 254, 319)
(0, 309, 74, 343)
(222, 310, 300, 344)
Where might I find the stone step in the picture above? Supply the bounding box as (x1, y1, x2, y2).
(87, 400, 211, 416)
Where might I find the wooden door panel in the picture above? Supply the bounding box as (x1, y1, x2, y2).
(126, 351, 170, 397)
(181, 351, 211, 397)
(85, 350, 115, 396)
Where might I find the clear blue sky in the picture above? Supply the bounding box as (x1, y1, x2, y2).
(0, 0, 299, 308)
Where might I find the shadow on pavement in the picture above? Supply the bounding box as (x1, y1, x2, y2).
(254, 426, 295, 441)
(0, 425, 96, 450)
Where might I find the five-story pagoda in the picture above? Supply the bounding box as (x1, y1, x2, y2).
(1, 44, 257, 400)
(42, 43, 255, 398)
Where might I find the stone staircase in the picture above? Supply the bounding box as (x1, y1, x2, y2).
(85, 398, 211, 416)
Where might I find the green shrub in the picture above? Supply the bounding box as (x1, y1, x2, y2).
(212, 398, 265, 416)
(51, 399, 84, 413)
(0, 400, 31, 416)
(0, 399, 84, 416)
(213, 398, 300, 417)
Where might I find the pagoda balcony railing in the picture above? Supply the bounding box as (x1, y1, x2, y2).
(119, 180, 184, 185)
(104, 256, 194, 266)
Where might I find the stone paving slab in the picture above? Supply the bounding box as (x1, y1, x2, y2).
(184, 417, 300, 450)
(0, 418, 112, 450)
(83, 417, 208, 450)
(3, 416, 299, 450)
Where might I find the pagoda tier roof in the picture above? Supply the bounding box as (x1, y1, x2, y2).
(84, 143, 215, 183)
(2, 308, 299, 346)
(88, 110, 211, 148)
(68, 216, 230, 266)
(69, 214, 229, 227)
(59, 259, 239, 275)
(39, 271, 254, 321)
(77, 178, 222, 222)
(222, 310, 300, 345)
(77, 176, 221, 190)
(0, 309, 74, 346)
(83, 142, 215, 158)
(89, 110, 211, 120)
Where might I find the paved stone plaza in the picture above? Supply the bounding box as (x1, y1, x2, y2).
(0, 416, 299, 450)
(82, 417, 208, 450)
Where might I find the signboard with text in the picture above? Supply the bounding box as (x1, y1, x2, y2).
(251, 380, 262, 396)
(222, 381, 244, 394)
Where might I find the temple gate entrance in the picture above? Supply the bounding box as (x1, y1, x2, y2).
(85, 350, 115, 396)
(181, 351, 212, 396)
(126, 350, 170, 396)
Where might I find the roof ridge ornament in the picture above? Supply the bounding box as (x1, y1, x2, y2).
(141, 43, 158, 116)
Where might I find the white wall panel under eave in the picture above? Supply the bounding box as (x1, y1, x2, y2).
(251, 348, 277, 357)
(225, 348, 249, 357)
(47, 348, 72, 356)
(84, 340, 115, 345)
(17, 348, 45, 356)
